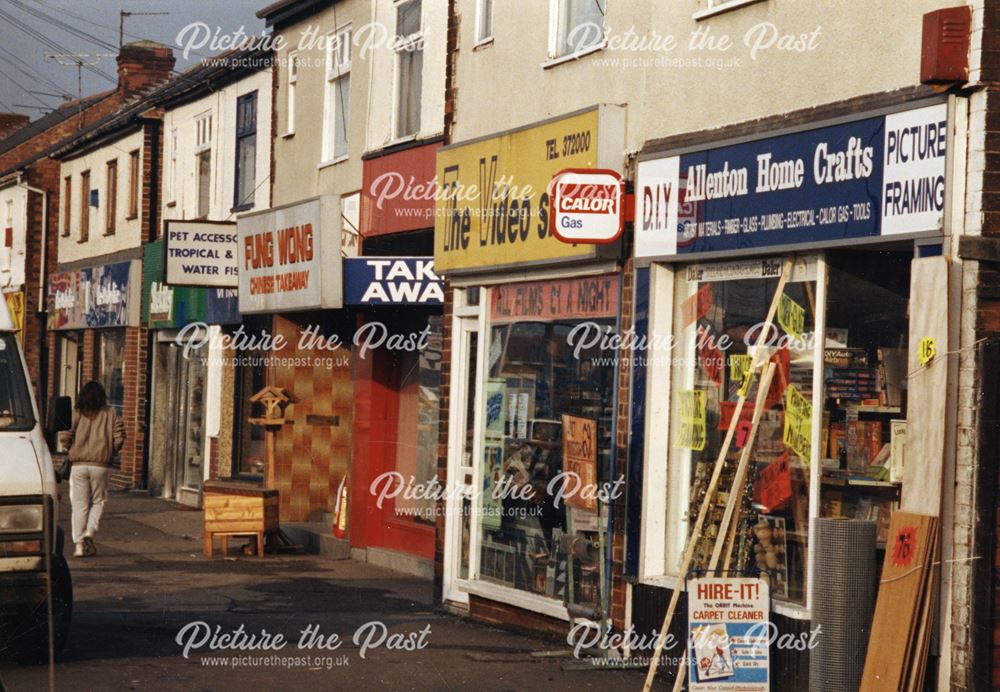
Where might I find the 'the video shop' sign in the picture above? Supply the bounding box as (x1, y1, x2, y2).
(237, 196, 343, 314)
(635, 102, 948, 259)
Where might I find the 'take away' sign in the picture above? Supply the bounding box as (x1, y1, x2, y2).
(343, 257, 443, 305)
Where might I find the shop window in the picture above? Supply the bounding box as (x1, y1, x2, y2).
(666, 261, 818, 605)
(323, 24, 351, 163)
(391, 314, 442, 522)
(96, 329, 125, 416)
(233, 318, 269, 477)
(234, 91, 258, 211)
(394, 0, 422, 139)
(818, 250, 910, 544)
(651, 250, 911, 612)
(105, 159, 118, 235)
(474, 277, 618, 609)
(549, 0, 606, 59)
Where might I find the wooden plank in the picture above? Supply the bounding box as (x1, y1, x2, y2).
(905, 527, 939, 692)
(205, 521, 269, 533)
(861, 512, 937, 691)
(902, 256, 948, 515)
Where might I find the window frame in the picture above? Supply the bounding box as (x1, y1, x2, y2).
(321, 23, 352, 165)
(693, 0, 767, 21)
(233, 91, 259, 212)
(104, 159, 118, 236)
(474, 0, 494, 46)
(392, 0, 424, 142)
(545, 0, 607, 64)
(127, 149, 140, 220)
(79, 170, 90, 243)
(61, 176, 71, 237)
(285, 51, 298, 136)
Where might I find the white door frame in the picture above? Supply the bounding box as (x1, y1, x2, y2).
(443, 290, 485, 605)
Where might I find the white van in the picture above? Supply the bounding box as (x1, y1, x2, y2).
(0, 300, 72, 663)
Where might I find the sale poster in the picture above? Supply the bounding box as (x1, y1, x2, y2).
(561, 414, 597, 511)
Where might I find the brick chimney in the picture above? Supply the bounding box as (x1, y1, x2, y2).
(117, 41, 176, 97)
(0, 113, 29, 141)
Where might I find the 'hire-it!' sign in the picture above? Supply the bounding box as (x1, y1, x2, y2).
(550, 168, 624, 244)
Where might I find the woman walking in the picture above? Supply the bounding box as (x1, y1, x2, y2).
(66, 381, 125, 557)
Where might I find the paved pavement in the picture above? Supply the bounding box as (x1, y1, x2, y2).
(0, 492, 652, 691)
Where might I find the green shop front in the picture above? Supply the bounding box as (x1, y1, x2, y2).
(143, 237, 240, 506)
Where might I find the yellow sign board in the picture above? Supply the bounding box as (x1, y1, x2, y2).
(676, 389, 707, 451)
(730, 354, 753, 396)
(777, 293, 805, 340)
(434, 108, 616, 273)
(783, 384, 812, 462)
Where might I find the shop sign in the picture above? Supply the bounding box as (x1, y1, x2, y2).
(550, 169, 624, 244)
(343, 257, 443, 305)
(561, 414, 597, 511)
(489, 274, 619, 323)
(636, 102, 948, 259)
(434, 105, 625, 273)
(47, 260, 141, 330)
(687, 575, 769, 691)
(164, 220, 238, 287)
(237, 196, 343, 314)
(362, 141, 441, 237)
(142, 240, 240, 328)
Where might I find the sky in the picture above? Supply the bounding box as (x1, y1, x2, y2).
(0, 0, 266, 118)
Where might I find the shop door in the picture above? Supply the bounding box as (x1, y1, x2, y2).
(57, 335, 80, 402)
(443, 314, 480, 605)
(150, 339, 207, 506)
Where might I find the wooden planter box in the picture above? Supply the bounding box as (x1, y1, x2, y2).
(202, 480, 279, 558)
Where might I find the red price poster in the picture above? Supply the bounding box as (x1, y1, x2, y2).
(687, 576, 770, 692)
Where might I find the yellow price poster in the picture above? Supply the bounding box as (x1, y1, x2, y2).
(676, 390, 707, 451)
(730, 354, 753, 396)
(918, 336, 936, 366)
(783, 384, 812, 462)
(4, 291, 23, 343)
(777, 293, 805, 340)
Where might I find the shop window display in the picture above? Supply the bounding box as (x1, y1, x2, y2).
(477, 277, 618, 609)
(666, 250, 910, 607)
(669, 261, 817, 605)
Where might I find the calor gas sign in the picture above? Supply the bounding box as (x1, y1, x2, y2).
(550, 169, 624, 244)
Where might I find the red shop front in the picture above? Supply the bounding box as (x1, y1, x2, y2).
(348, 141, 443, 576)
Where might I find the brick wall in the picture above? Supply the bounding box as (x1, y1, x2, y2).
(110, 325, 147, 488)
(433, 280, 453, 599)
(610, 258, 634, 633)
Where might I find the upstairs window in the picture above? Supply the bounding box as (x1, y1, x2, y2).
(127, 149, 140, 220)
(234, 91, 258, 210)
(105, 159, 118, 235)
(475, 0, 494, 44)
(62, 176, 71, 237)
(394, 0, 423, 139)
(195, 112, 213, 218)
(550, 0, 606, 58)
(79, 170, 90, 242)
(323, 24, 352, 162)
(286, 51, 298, 135)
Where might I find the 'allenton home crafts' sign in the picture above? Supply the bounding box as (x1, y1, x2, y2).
(165, 220, 238, 288)
(48, 260, 141, 329)
(635, 102, 947, 259)
(343, 257, 443, 305)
